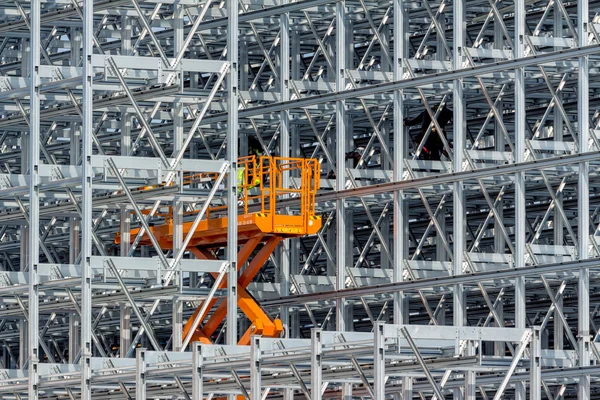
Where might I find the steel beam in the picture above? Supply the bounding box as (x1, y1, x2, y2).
(227, 0, 239, 348)
(201, 44, 600, 123)
(264, 257, 600, 306)
(28, 1, 40, 398)
(578, 0, 591, 398)
(335, 0, 347, 332)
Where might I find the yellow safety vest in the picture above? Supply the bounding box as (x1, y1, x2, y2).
(237, 167, 261, 194)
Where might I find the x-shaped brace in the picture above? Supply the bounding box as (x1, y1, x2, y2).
(183, 236, 284, 345)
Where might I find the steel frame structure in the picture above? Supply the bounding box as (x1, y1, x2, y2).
(0, 0, 597, 398)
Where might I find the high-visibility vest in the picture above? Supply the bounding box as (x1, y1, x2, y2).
(237, 167, 261, 193)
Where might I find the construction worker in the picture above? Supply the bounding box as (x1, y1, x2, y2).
(346, 146, 365, 168)
(327, 147, 365, 179)
(247, 136, 263, 158)
(237, 136, 262, 198)
(404, 103, 453, 160)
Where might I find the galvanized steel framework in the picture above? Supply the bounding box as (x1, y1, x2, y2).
(0, 0, 597, 398)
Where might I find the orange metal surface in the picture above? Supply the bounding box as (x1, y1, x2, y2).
(115, 155, 322, 249)
(183, 237, 284, 344)
(117, 212, 320, 249)
(115, 156, 321, 346)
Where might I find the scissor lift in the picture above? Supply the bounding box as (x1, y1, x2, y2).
(116, 156, 321, 345)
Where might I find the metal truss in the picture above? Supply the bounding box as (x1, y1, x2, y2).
(0, 0, 597, 398)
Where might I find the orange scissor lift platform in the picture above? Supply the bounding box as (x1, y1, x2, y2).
(116, 156, 321, 346)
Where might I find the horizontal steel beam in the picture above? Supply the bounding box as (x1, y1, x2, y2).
(315, 151, 600, 202)
(247, 151, 600, 214)
(200, 44, 600, 124)
(193, 0, 336, 30)
(262, 257, 600, 306)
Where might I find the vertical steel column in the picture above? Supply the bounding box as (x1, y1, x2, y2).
(69, 28, 82, 365)
(437, 15, 446, 61)
(553, 3, 565, 352)
(343, 16, 354, 334)
(335, 0, 347, 332)
(291, 310, 300, 339)
(122, 15, 132, 55)
(465, 341, 476, 399)
(437, 6, 449, 268)
(227, 0, 239, 346)
(344, 304, 353, 333)
(120, 118, 131, 260)
(122, 17, 132, 279)
(119, 205, 131, 252)
(326, 221, 335, 276)
(136, 348, 147, 400)
(192, 343, 203, 400)
(119, 67, 131, 265)
(291, 27, 300, 82)
(21, 32, 30, 85)
(342, 384, 353, 400)
(374, 322, 386, 399)
(401, 377, 413, 400)
(493, 14, 507, 357)
(392, 0, 405, 327)
(81, 0, 94, 398)
(20, 33, 30, 369)
(20, 97, 29, 367)
(280, 1, 291, 336)
(288, 28, 301, 352)
(436, 207, 446, 262)
(530, 327, 541, 400)
(172, 4, 185, 352)
(380, 27, 393, 275)
(514, 0, 527, 398)
(577, 0, 590, 397)
(28, 0, 41, 397)
(400, 14, 412, 391)
(380, 19, 392, 272)
(342, 15, 354, 334)
(251, 336, 261, 400)
(453, 1, 466, 397)
(240, 38, 249, 91)
(173, 4, 184, 252)
(381, 215, 392, 269)
(494, 302, 505, 356)
(69, 26, 81, 273)
(311, 328, 322, 400)
(173, 3, 184, 241)
(19, 242, 28, 367)
(69, 314, 80, 363)
(120, 305, 131, 358)
(173, 300, 183, 351)
(553, 3, 564, 244)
